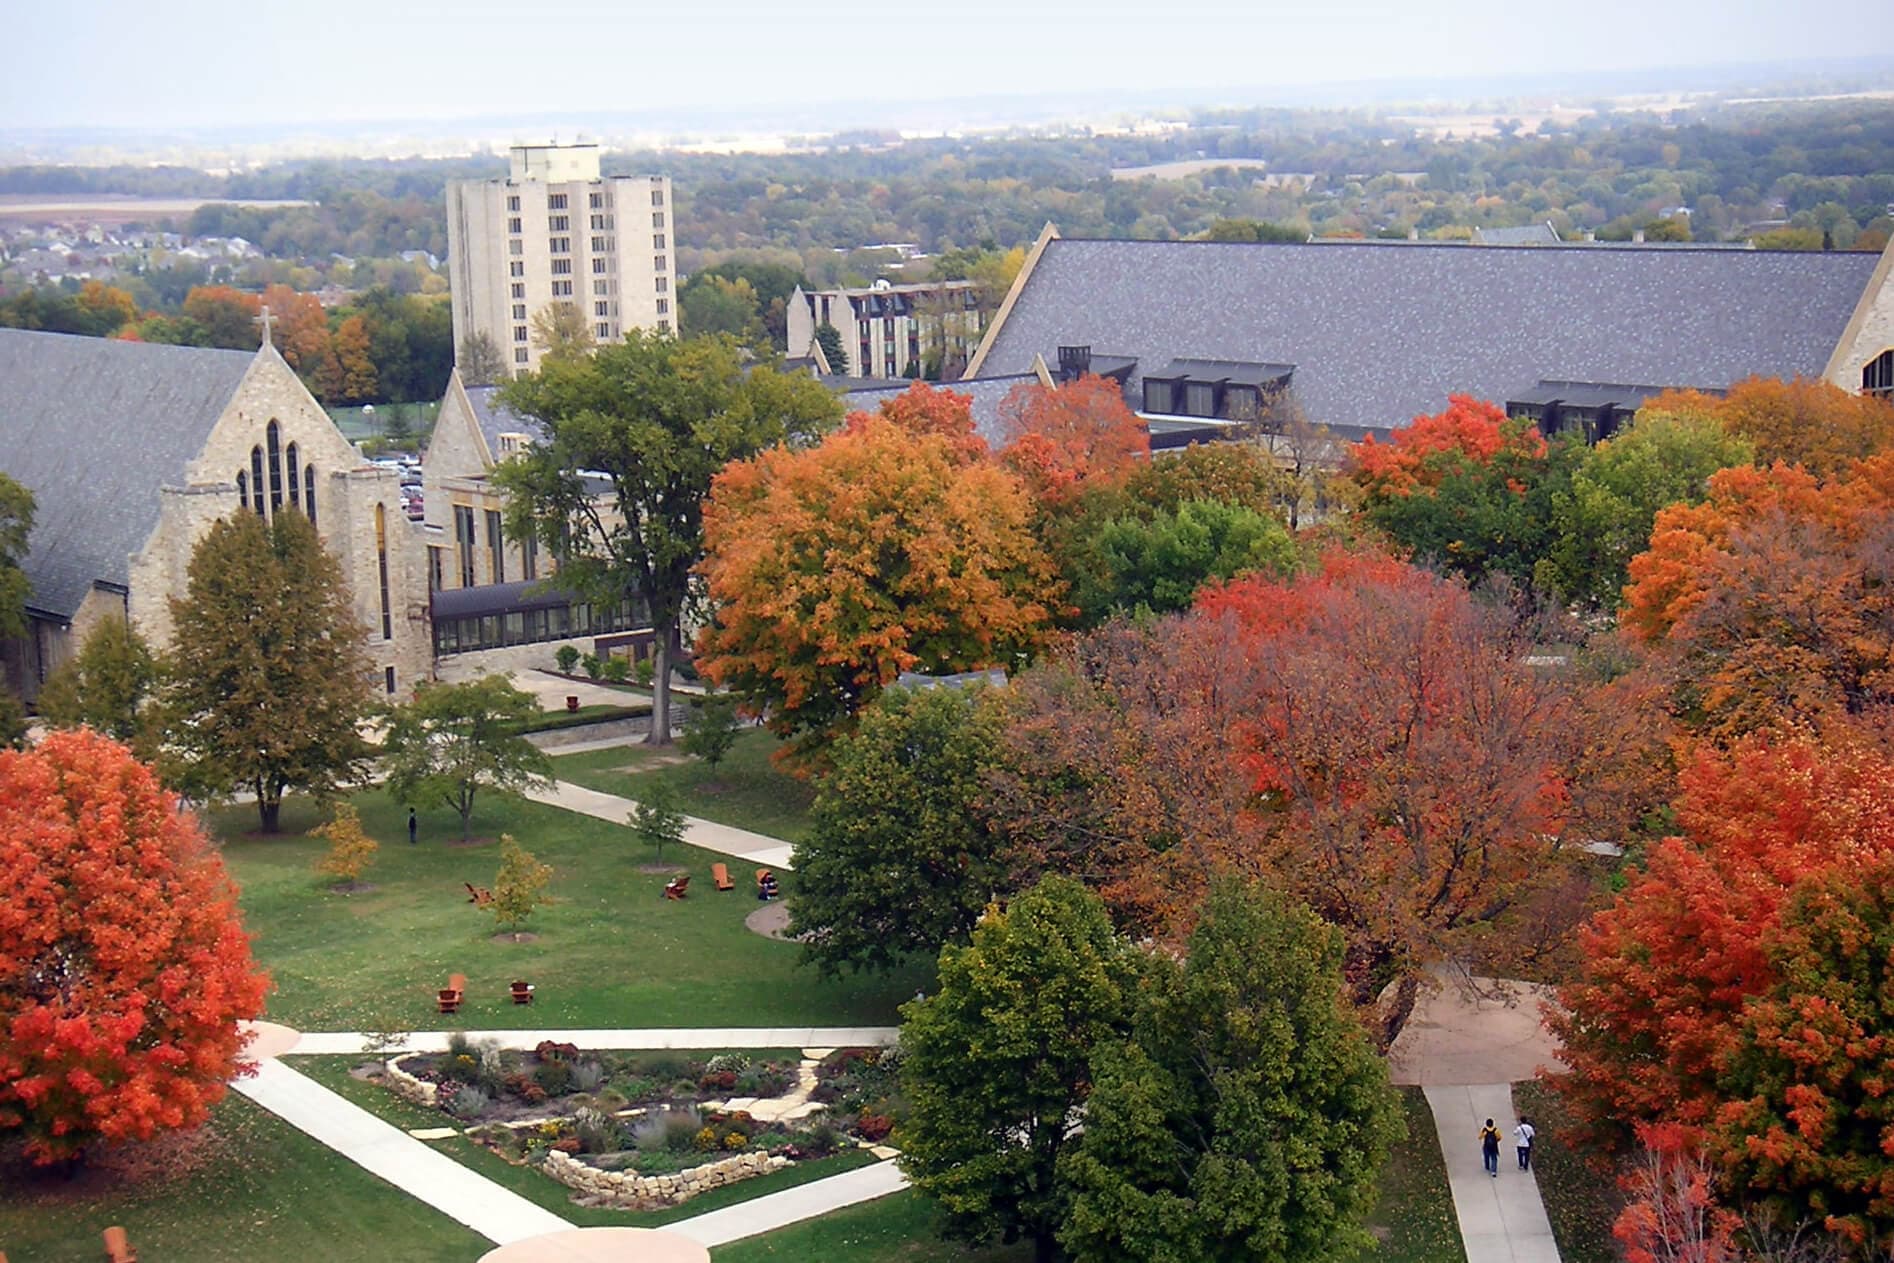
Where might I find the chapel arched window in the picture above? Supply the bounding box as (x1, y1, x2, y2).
(286, 442, 300, 509)
(267, 421, 284, 511)
(250, 447, 267, 518)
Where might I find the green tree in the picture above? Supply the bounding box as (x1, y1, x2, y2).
(1078, 499, 1298, 622)
(495, 333, 843, 746)
(459, 330, 508, 386)
(790, 685, 1007, 975)
(0, 686, 23, 750)
(680, 692, 742, 770)
(0, 471, 34, 642)
(814, 322, 848, 374)
(487, 834, 553, 939)
(1200, 218, 1309, 243)
(1543, 409, 1754, 608)
(35, 616, 160, 751)
(679, 274, 767, 345)
(381, 675, 554, 842)
(162, 512, 374, 833)
(1060, 881, 1401, 1262)
(899, 876, 1140, 1263)
(529, 300, 594, 361)
(628, 778, 687, 864)
(312, 802, 379, 892)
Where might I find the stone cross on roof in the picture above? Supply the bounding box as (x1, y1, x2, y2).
(254, 304, 274, 347)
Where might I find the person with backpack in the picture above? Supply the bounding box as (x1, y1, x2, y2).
(1480, 1118, 1502, 1177)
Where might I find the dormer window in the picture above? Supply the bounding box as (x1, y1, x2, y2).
(1143, 379, 1176, 414)
(496, 431, 530, 458)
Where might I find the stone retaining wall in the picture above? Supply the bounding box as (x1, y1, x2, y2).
(383, 1057, 439, 1107)
(542, 1147, 788, 1206)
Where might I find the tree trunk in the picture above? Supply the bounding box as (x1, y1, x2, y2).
(646, 624, 673, 746)
(1033, 1231, 1060, 1263)
(258, 794, 282, 834)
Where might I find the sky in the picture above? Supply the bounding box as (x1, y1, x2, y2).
(7, 0, 1893, 132)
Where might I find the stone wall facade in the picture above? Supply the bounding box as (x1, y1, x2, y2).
(541, 1147, 788, 1206)
(1825, 239, 1894, 395)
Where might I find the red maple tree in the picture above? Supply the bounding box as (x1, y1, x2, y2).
(0, 729, 270, 1164)
(997, 374, 1148, 502)
(848, 381, 988, 464)
(1349, 394, 1546, 499)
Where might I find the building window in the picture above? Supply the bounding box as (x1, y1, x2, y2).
(1184, 382, 1216, 417)
(428, 545, 444, 592)
(658, 320, 671, 335)
(514, 325, 529, 342)
(596, 301, 610, 317)
(1143, 380, 1176, 414)
(512, 303, 526, 320)
(236, 470, 248, 509)
(455, 506, 476, 587)
(591, 236, 606, 252)
(521, 533, 538, 581)
(549, 237, 570, 253)
(651, 188, 664, 206)
(509, 261, 524, 277)
(548, 193, 567, 210)
(515, 347, 529, 364)
(511, 282, 525, 299)
(385, 666, 396, 695)
(507, 217, 521, 234)
(593, 279, 608, 295)
(509, 240, 523, 256)
(652, 212, 665, 229)
(1865, 349, 1894, 398)
(549, 215, 569, 231)
(552, 279, 573, 296)
(655, 277, 667, 292)
(286, 442, 300, 508)
(589, 192, 603, 209)
(486, 509, 505, 585)
(264, 421, 283, 511)
(304, 465, 316, 525)
(656, 297, 669, 315)
(592, 258, 608, 274)
(652, 233, 665, 249)
(653, 255, 666, 271)
(596, 322, 611, 339)
(551, 259, 571, 275)
(375, 503, 393, 640)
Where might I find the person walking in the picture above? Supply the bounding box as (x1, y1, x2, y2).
(1480, 1118, 1502, 1177)
(408, 807, 418, 845)
(1515, 1116, 1536, 1171)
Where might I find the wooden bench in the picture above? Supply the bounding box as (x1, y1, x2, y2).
(103, 1226, 136, 1262)
(712, 862, 734, 891)
(438, 972, 467, 1014)
(464, 882, 493, 907)
(510, 980, 535, 1005)
(663, 874, 691, 900)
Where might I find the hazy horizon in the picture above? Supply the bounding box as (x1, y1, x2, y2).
(8, 0, 1894, 135)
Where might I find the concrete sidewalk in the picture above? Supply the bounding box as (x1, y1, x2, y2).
(667, 1159, 908, 1248)
(523, 779, 797, 871)
(284, 1026, 899, 1056)
(232, 1058, 572, 1245)
(1425, 1084, 1561, 1263)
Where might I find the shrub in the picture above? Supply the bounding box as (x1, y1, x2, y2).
(803, 1119, 841, 1156)
(634, 658, 656, 687)
(504, 1073, 549, 1105)
(550, 1136, 582, 1155)
(571, 1060, 606, 1093)
(694, 1125, 722, 1152)
(855, 1112, 894, 1143)
(446, 1085, 490, 1119)
(533, 1059, 573, 1096)
(581, 653, 603, 679)
(475, 1042, 509, 1095)
(704, 1053, 751, 1075)
(573, 1106, 618, 1153)
(534, 1040, 580, 1063)
(614, 1075, 662, 1103)
(602, 656, 630, 683)
(450, 1053, 479, 1079)
(723, 1131, 749, 1151)
(699, 1070, 739, 1092)
(447, 1030, 475, 1058)
(635, 1052, 688, 1079)
(555, 645, 580, 674)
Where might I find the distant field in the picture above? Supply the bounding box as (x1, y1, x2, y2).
(0, 195, 314, 223)
(1110, 157, 1271, 181)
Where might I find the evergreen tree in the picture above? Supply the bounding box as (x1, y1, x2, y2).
(163, 512, 374, 832)
(814, 321, 848, 373)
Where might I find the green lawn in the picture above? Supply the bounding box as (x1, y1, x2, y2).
(216, 789, 923, 1031)
(1513, 1080, 1621, 1263)
(297, 1055, 881, 1228)
(550, 728, 818, 843)
(712, 1086, 1462, 1263)
(0, 1093, 484, 1262)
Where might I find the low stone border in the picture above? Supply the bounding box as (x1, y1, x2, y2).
(384, 1056, 439, 1107)
(543, 1147, 788, 1206)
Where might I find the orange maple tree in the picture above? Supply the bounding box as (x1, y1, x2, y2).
(260, 283, 340, 394)
(0, 729, 270, 1165)
(1349, 394, 1547, 499)
(695, 414, 1061, 767)
(1549, 729, 1894, 1151)
(996, 374, 1148, 502)
(848, 381, 988, 463)
(1639, 377, 1894, 478)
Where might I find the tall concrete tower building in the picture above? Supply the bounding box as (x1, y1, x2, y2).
(446, 143, 675, 377)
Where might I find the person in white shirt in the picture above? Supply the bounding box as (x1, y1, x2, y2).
(1515, 1117, 1536, 1171)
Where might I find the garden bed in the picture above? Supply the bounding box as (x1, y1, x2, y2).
(360, 1039, 906, 1208)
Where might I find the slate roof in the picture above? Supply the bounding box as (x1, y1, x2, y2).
(1472, 222, 1563, 246)
(842, 373, 1040, 448)
(463, 385, 546, 459)
(976, 238, 1878, 435)
(0, 329, 255, 621)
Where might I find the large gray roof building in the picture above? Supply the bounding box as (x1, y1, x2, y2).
(969, 228, 1894, 437)
(0, 329, 254, 622)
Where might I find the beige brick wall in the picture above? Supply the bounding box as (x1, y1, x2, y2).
(1825, 239, 1894, 393)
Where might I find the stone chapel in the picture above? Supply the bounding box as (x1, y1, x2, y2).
(0, 326, 432, 703)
